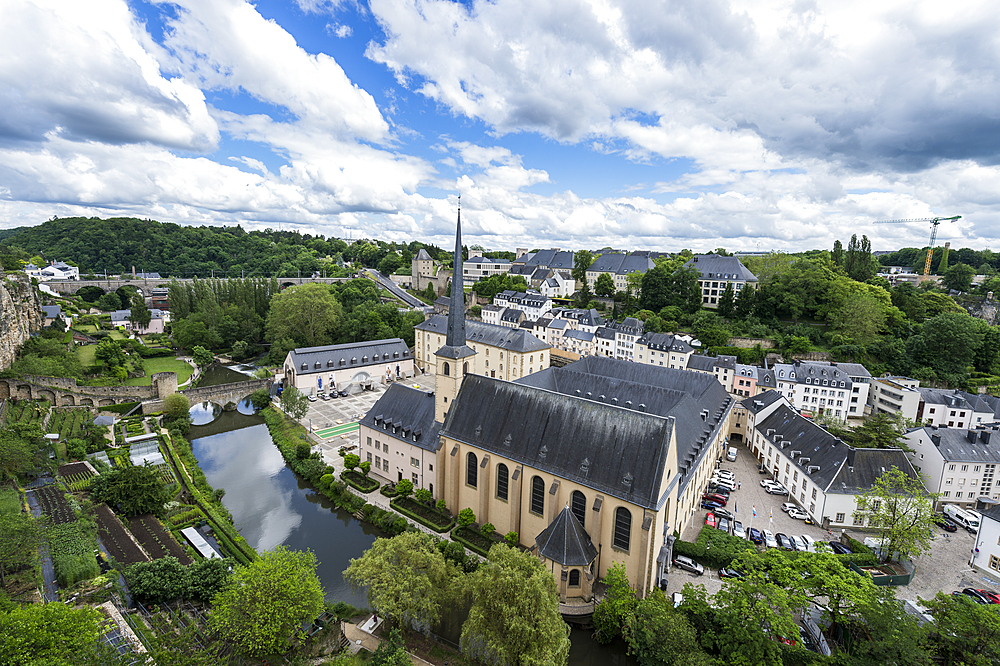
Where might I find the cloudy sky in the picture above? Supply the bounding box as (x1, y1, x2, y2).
(1, 0, 998, 253)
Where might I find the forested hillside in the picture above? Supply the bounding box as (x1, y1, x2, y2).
(0, 217, 448, 277)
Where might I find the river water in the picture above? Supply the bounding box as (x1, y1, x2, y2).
(188, 365, 632, 663)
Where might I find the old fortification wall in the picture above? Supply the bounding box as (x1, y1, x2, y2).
(0, 273, 43, 370)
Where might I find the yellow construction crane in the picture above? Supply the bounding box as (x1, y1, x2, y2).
(872, 215, 962, 280)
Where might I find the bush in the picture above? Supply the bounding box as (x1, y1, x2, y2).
(319, 474, 334, 489)
(390, 496, 454, 533)
(296, 442, 311, 460)
(436, 499, 448, 512)
(504, 531, 519, 548)
(480, 522, 495, 538)
(414, 488, 432, 504)
(458, 508, 476, 528)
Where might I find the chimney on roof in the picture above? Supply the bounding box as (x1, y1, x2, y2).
(968, 430, 978, 443)
(931, 434, 941, 446)
(846, 448, 856, 468)
(982, 431, 993, 445)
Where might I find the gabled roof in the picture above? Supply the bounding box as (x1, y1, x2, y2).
(417, 315, 549, 353)
(287, 338, 410, 375)
(827, 448, 921, 495)
(906, 426, 1000, 464)
(739, 389, 783, 414)
(588, 252, 655, 275)
(441, 374, 674, 509)
(562, 329, 594, 342)
(414, 248, 433, 261)
(684, 255, 758, 282)
(754, 401, 851, 491)
(360, 384, 441, 453)
(41, 305, 61, 318)
(535, 506, 598, 566)
(523, 249, 575, 270)
(637, 333, 694, 354)
(500, 308, 525, 322)
(686, 355, 717, 372)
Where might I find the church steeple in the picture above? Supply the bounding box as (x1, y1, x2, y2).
(433, 197, 476, 423)
(446, 197, 467, 348)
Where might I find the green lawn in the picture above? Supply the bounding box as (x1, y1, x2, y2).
(76, 344, 97, 366)
(108, 330, 126, 340)
(123, 356, 193, 386)
(73, 324, 98, 333)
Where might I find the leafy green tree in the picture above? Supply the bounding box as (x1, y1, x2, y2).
(457, 507, 476, 528)
(191, 345, 214, 367)
(210, 546, 325, 657)
(626, 588, 713, 666)
(792, 550, 893, 635)
(593, 561, 637, 644)
(717, 283, 736, 318)
(504, 531, 518, 547)
(460, 544, 571, 666)
(369, 627, 414, 666)
(248, 388, 271, 411)
(905, 312, 983, 384)
(279, 386, 310, 420)
(266, 282, 344, 348)
(126, 556, 192, 604)
(0, 602, 107, 665)
(572, 250, 594, 286)
(594, 272, 616, 297)
(395, 479, 413, 499)
(163, 393, 190, 421)
(0, 512, 45, 587)
(359, 461, 371, 477)
(919, 591, 1000, 666)
(414, 488, 432, 504)
(94, 338, 126, 369)
(851, 412, 912, 450)
(90, 463, 171, 517)
(831, 293, 887, 345)
(832, 239, 844, 266)
(344, 532, 454, 634)
(129, 292, 152, 331)
(854, 466, 937, 562)
(95, 292, 121, 311)
(942, 262, 976, 292)
(640, 263, 701, 314)
(344, 453, 360, 473)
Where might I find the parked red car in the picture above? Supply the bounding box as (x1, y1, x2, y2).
(702, 493, 728, 506)
(705, 513, 717, 528)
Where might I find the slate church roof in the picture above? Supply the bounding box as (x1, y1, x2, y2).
(441, 374, 675, 509)
(360, 384, 442, 453)
(535, 506, 598, 566)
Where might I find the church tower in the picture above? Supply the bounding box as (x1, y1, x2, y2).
(434, 199, 476, 423)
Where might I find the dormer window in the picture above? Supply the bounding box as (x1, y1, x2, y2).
(393, 351, 399, 358)
(351, 357, 357, 364)
(362, 356, 368, 363)
(300, 363, 307, 370)
(314, 361, 321, 369)
(340, 358, 346, 366)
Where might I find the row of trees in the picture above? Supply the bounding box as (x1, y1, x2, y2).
(344, 532, 571, 666)
(593, 554, 999, 666)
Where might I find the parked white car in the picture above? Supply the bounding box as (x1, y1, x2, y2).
(732, 520, 746, 539)
(789, 535, 806, 552)
(787, 507, 810, 520)
(799, 535, 817, 552)
(781, 502, 797, 513)
(716, 469, 736, 481)
(763, 530, 778, 549)
(711, 477, 737, 491)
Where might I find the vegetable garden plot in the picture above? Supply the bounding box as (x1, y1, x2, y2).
(95, 504, 149, 565)
(127, 515, 192, 564)
(33, 485, 77, 525)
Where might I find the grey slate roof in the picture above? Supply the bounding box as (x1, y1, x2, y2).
(417, 315, 549, 352)
(535, 506, 598, 566)
(360, 384, 441, 452)
(441, 374, 675, 509)
(827, 448, 920, 495)
(684, 255, 758, 282)
(523, 249, 575, 271)
(517, 356, 734, 491)
(508, 264, 535, 276)
(595, 327, 616, 340)
(687, 355, 717, 372)
(500, 308, 525, 323)
(908, 426, 1000, 464)
(588, 252, 655, 275)
(288, 338, 410, 375)
(637, 333, 694, 354)
(771, 360, 862, 386)
(414, 248, 432, 261)
(553, 308, 604, 328)
(740, 390, 783, 415)
(562, 329, 594, 342)
(41, 305, 61, 318)
(917, 388, 1000, 418)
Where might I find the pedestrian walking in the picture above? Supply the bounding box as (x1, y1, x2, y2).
(738, 481, 742, 490)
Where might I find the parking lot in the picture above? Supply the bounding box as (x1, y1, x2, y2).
(668, 437, 1000, 604)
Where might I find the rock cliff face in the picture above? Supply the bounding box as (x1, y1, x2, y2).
(964, 296, 999, 326)
(0, 271, 43, 370)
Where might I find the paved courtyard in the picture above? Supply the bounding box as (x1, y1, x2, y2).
(290, 372, 436, 473)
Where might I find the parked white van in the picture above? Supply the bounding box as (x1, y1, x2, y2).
(943, 505, 980, 533)
(727, 446, 738, 461)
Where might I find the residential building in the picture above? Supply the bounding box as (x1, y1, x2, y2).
(549, 308, 604, 333)
(480, 304, 503, 326)
(868, 377, 922, 420)
(603, 317, 644, 361)
(914, 388, 1000, 428)
(512, 248, 575, 273)
(150, 288, 169, 310)
(41, 305, 63, 327)
(593, 327, 616, 357)
(770, 360, 871, 421)
(492, 290, 553, 321)
(903, 425, 1000, 506)
(520, 317, 568, 348)
(739, 392, 924, 528)
(687, 354, 736, 393)
(358, 384, 442, 491)
(635, 333, 694, 369)
(684, 255, 757, 307)
(499, 308, 526, 328)
(414, 315, 550, 381)
(37, 261, 80, 281)
(970, 504, 1000, 577)
(536, 271, 576, 298)
(585, 252, 656, 293)
(462, 253, 510, 286)
(282, 339, 413, 395)
(559, 329, 596, 356)
(109, 308, 168, 335)
(732, 364, 776, 398)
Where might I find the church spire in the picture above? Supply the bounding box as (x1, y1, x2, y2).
(446, 196, 467, 347)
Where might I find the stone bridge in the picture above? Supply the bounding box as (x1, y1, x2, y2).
(43, 276, 351, 296)
(0, 373, 271, 415)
